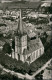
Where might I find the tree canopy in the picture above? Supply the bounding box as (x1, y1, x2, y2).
(2, 42, 12, 54)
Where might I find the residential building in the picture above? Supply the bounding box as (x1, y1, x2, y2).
(0, 10, 3, 15)
(0, 20, 18, 33)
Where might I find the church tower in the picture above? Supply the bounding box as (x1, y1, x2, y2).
(15, 9, 27, 62)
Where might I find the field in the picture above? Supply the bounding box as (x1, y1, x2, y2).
(0, 1, 41, 9)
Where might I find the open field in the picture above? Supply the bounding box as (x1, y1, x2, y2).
(0, 1, 41, 9)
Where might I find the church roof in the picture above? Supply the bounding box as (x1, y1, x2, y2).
(23, 38, 44, 55)
(28, 32, 36, 38)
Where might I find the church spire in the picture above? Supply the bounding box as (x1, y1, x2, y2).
(18, 9, 23, 34)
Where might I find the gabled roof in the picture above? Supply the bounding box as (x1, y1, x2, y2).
(23, 38, 44, 55)
(41, 2, 51, 7)
(28, 32, 36, 38)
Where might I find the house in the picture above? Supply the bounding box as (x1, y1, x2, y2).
(27, 12, 38, 19)
(11, 10, 19, 19)
(0, 10, 3, 15)
(40, 2, 51, 13)
(12, 9, 44, 64)
(5, 10, 10, 16)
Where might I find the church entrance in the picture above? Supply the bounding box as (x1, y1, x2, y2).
(18, 54, 20, 60)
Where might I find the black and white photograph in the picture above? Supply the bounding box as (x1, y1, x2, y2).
(0, 0, 52, 80)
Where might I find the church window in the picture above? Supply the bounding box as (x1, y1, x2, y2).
(24, 55, 26, 61)
(27, 46, 29, 50)
(35, 52, 36, 59)
(32, 53, 33, 60)
(28, 56, 30, 60)
(25, 36, 27, 40)
(23, 36, 27, 41)
(22, 42, 25, 46)
(24, 36, 25, 41)
(30, 55, 31, 62)
(18, 54, 20, 60)
(15, 47, 17, 53)
(33, 52, 35, 60)
(18, 47, 20, 54)
(34, 52, 36, 59)
(22, 41, 27, 47)
(36, 50, 38, 58)
(22, 37, 24, 41)
(39, 49, 41, 56)
(30, 54, 32, 61)
(48, 70, 50, 74)
(32, 52, 34, 60)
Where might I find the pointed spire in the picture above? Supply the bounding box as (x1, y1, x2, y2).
(18, 9, 23, 34)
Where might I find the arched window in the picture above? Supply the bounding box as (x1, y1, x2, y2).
(39, 49, 41, 56)
(33, 52, 35, 60)
(34, 52, 36, 59)
(36, 50, 38, 59)
(18, 54, 20, 60)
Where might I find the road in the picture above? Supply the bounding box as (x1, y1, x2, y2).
(2, 59, 52, 79)
(3, 67, 33, 80)
(32, 59, 52, 78)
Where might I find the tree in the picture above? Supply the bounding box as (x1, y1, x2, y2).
(0, 73, 13, 80)
(22, 62, 29, 73)
(0, 65, 3, 75)
(2, 42, 12, 54)
(43, 32, 48, 38)
(0, 34, 3, 38)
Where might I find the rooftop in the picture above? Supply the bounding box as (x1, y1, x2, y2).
(23, 38, 43, 55)
(28, 32, 36, 38)
(41, 2, 51, 7)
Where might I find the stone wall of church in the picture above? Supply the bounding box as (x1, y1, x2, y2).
(30, 46, 44, 63)
(20, 54, 24, 62)
(24, 46, 44, 64)
(12, 49, 15, 59)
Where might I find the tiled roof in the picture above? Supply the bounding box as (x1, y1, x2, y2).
(23, 38, 43, 55)
(28, 32, 36, 38)
(41, 2, 51, 7)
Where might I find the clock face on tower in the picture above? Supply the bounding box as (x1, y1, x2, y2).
(21, 41, 27, 47)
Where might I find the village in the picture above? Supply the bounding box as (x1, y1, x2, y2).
(0, 0, 52, 80)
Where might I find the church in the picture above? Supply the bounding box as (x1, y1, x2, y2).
(12, 9, 44, 64)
